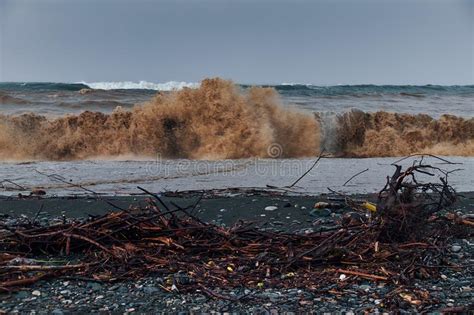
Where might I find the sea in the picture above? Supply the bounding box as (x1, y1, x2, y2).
(0, 81, 472, 196)
(0, 81, 473, 117)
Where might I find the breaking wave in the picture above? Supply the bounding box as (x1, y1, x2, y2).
(80, 81, 199, 91)
(317, 110, 474, 157)
(0, 78, 472, 161)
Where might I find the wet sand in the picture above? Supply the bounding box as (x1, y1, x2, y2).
(1, 191, 472, 229)
(0, 194, 349, 234)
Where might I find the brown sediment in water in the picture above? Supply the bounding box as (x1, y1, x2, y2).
(0, 78, 472, 161)
(330, 110, 474, 157)
(0, 78, 319, 160)
(0, 92, 29, 105)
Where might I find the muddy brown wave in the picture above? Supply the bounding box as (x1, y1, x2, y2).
(0, 78, 472, 160)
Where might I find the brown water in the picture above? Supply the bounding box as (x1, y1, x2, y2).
(0, 78, 472, 160)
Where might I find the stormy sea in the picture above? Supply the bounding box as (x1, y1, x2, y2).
(0, 78, 472, 195)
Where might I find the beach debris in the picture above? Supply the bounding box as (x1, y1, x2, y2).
(313, 202, 344, 209)
(361, 201, 377, 212)
(342, 168, 369, 186)
(314, 202, 328, 209)
(0, 180, 26, 191)
(399, 292, 422, 306)
(0, 158, 471, 311)
(30, 189, 46, 196)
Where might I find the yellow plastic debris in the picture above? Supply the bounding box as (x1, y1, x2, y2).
(362, 201, 377, 212)
(227, 266, 234, 272)
(257, 282, 264, 288)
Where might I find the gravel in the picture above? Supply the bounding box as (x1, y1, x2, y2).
(1, 194, 473, 313)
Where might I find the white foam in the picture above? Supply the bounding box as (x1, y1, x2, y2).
(280, 82, 312, 86)
(80, 81, 199, 91)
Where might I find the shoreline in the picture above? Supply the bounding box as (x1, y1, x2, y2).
(1, 156, 473, 197)
(1, 190, 473, 220)
(0, 191, 473, 313)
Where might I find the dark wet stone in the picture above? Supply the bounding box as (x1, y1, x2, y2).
(143, 286, 160, 294)
(86, 282, 102, 291)
(310, 209, 331, 217)
(14, 291, 29, 299)
(117, 286, 129, 293)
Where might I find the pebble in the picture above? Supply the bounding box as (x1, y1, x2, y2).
(31, 290, 41, 296)
(451, 245, 461, 252)
(117, 286, 129, 293)
(86, 282, 102, 291)
(265, 206, 278, 211)
(143, 286, 160, 294)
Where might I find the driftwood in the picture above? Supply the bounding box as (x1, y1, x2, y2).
(0, 159, 472, 310)
(376, 162, 458, 241)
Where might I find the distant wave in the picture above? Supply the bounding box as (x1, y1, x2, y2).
(269, 84, 474, 96)
(80, 81, 199, 91)
(0, 82, 88, 91)
(1, 81, 473, 95)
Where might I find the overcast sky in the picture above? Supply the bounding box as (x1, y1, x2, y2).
(0, 0, 472, 85)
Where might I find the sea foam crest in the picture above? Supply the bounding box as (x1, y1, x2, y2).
(81, 81, 199, 91)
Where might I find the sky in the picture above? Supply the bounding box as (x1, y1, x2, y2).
(0, 0, 472, 85)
